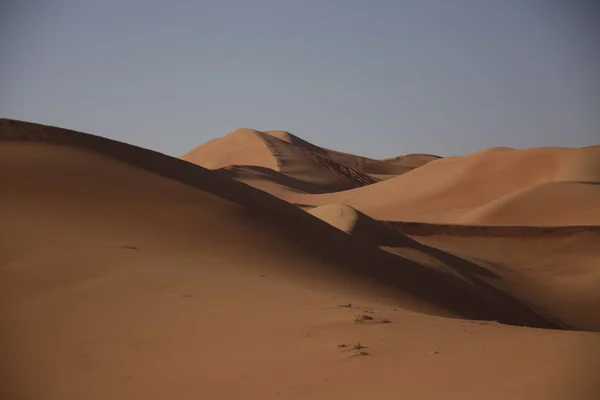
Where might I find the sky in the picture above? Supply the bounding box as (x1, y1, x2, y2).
(1, 0, 598, 158)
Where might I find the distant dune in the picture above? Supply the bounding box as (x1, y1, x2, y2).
(183, 128, 600, 226)
(182, 128, 437, 194)
(182, 128, 379, 193)
(2, 118, 599, 400)
(182, 128, 280, 170)
(457, 181, 600, 225)
(284, 145, 600, 226)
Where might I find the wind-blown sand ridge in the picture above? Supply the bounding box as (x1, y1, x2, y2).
(2, 118, 599, 400)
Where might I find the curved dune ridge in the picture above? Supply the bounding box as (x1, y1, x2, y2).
(182, 128, 280, 170)
(323, 150, 441, 176)
(457, 181, 600, 226)
(308, 203, 412, 247)
(386, 222, 600, 332)
(182, 128, 437, 194)
(283, 144, 600, 225)
(0, 118, 555, 323)
(182, 127, 600, 226)
(2, 118, 600, 400)
(182, 128, 379, 192)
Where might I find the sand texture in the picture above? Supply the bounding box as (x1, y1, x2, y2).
(2, 119, 599, 399)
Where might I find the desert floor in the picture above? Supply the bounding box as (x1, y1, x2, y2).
(2, 119, 599, 399)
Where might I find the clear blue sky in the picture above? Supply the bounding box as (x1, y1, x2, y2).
(2, 1, 598, 158)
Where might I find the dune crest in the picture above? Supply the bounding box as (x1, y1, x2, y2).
(183, 127, 380, 192)
(2, 118, 600, 400)
(282, 144, 600, 225)
(458, 181, 600, 226)
(182, 128, 441, 195)
(308, 203, 411, 247)
(183, 128, 600, 226)
(2, 119, 560, 324)
(182, 128, 279, 170)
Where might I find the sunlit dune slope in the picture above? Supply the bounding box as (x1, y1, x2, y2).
(288, 145, 600, 225)
(308, 203, 410, 247)
(182, 128, 378, 192)
(182, 129, 439, 195)
(2, 119, 599, 400)
(388, 222, 600, 332)
(0, 119, 557, 326)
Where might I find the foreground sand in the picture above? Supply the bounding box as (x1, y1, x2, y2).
(1, 119, 599, 399)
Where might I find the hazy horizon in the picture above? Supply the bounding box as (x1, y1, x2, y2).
(2, 1, 599, 158)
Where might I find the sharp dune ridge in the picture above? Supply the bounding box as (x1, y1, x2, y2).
(182, 127, 435, 194)
(276, 144, 600, 226)
(0, 118, 556, 325)
(2, 118, 600, 400)
(184, 126, 600, 227)
(306, 204, 600, 332)
(308, 203, 416, 247)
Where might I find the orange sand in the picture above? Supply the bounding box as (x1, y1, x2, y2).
(2, 119, 599, 400)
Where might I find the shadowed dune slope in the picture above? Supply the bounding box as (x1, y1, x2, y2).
(182, 129, 440, 195)
(325, 150, 440, 175)
(2, 120, 600, 400)
(183, 128, 378, 192)
(388, 222, 600, 332)
(251, 129, 440, 176)
(181, 128, 279, 170)
(286, 145, 600, 225)
(214, 165, 324, 195)
(0, 119, 560, 325)
(308, 203, 412, 247)
(307, 205, 600, 331)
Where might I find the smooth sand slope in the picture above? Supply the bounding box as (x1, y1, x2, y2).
(457, 181, 600, 225)
(2, 119, 600, 400)
(286, 145, 600, 225)
(182, 128, 378, 193)
(307, 203, 409, 247)
(307, 206, 600, 332)
(385, 223, 600, 332)
(183, 130, 600, 226)
(260, 130, 439, 175)
(183, 128, 437, 195)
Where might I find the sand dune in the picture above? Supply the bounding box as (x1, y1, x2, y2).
(1, 119, 558, 324)
(307, 204, 600, 331)
(214, 165, 325, 195)
(184, 129, 599, 226)
(182, 128, 280, 170)
(183, 128, 379, 193)
(285, 145, 600, 225)
(262, 130, 440, 175)
(183, 128, 438, 195)
(2, 119, 600, 400)
(324, 150, 440, 175)
(457, 181, 600, 225)
(385, 222, 600, 332)
(308, 203, 412, 247)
